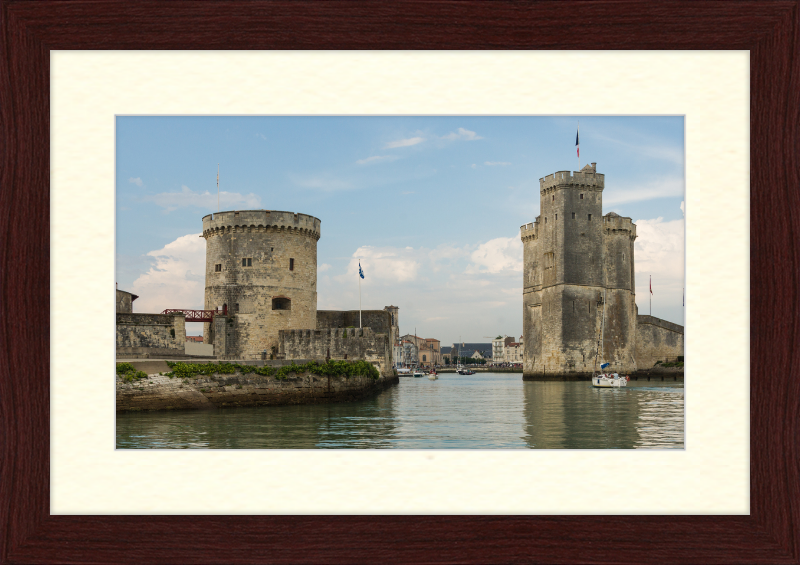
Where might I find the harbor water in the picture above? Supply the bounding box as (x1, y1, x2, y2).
(116, 372, 684, 449)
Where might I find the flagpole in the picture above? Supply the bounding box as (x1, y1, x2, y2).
(650, 275, 652, 316)
(217, 164, 220, 212)
(359, 260, 362, 329)
(577, 121, 580, 171)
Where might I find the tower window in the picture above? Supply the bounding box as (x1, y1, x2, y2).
(572, 212, 576, 219)
(272, 297, 291, 311)
(235, 303, 239, 313)
(289, 258, 294, 271)
(555, 214, 558, 220)
(242, 258, 252, 267)
(588, 214, 592, 221)
(215, 264, 222, 272)
(552, 195, 555, 201)
(545, 217, 547, 224)
(580, 194, 584, 199)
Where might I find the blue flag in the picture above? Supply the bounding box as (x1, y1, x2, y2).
(600, 362, 609, 369)
(359, 262, 364, 279)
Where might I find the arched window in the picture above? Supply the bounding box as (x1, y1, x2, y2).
(423, 354, 427, 362)
(272, 297, 291, 311)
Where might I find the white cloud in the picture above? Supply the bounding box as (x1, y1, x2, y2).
(255, 133, 267, 140)
(680, 200, 685, 216)
(466, 236, 523, 274)
(471, 164, 477, 169)
(604, 176, 685, 205)
(146, 185, 261, 212)
(442, 127, 483, 141)
(356, 155, 399, 165)
(131, 234, 206, 315)
(485, 161, 511, 166)
(340, 246, 423, 283)
(288, 174, 354, 192)
(319, 263, 331, 272)
(634, 217, 684, 320)
(385, 136, 425, 149)
(129, 177, 143, 187)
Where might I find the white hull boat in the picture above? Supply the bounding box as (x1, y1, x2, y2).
(592, 373, 628, 388)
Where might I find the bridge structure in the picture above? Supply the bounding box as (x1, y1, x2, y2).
(161, 308, 223, 323)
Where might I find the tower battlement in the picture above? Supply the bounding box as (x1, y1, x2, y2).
(202, 210, 321, 240)
(603, 213, 637, 239)
(520, 221, 539, 242)
(539, 163, 604, 194)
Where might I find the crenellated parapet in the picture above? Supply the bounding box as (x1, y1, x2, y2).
(202, 210, 321, 240)
(539, 164, 604, 196)
(520, 220, 539, 242)
(602, 212, 637, 240)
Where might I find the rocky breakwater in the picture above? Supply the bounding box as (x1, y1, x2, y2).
(116, 360, 399, 412)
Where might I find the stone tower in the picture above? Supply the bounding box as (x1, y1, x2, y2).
(202, 210, 321, 359)
(521, 163, 637, 379)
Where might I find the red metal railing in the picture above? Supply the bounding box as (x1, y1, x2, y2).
(161, 308, 220, 322)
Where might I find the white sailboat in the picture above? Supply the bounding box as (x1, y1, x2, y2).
(592, 288, 628, 388)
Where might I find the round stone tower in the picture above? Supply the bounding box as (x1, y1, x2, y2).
(202, 210, 321, 359)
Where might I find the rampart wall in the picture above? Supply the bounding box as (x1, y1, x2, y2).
(278, 327, 392, 376)
(635, 315, 684, 368)
(316, 310, 392, 334)
(116, 313, 185, 357)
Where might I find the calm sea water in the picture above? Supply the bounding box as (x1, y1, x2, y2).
(116, 373, 684, 449)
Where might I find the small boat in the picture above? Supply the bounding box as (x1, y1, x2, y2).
(427, 373, 438, 380)
(397, 367, 412, 376)
(413, 370, 424, 378)
(590, 290, 627, 388)
(457, 367, 475, 375)
(592, 372, 629, 388)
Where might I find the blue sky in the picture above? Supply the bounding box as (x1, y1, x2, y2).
(116, 116, 685, 342)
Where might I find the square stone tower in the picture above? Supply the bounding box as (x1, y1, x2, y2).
(521, 163, 637, 379)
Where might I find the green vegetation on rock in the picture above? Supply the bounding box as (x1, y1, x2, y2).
(116, 362, 148, 382)
(164, 359, 380, 381)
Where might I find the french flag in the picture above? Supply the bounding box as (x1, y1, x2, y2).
(576, 126, 580, 158)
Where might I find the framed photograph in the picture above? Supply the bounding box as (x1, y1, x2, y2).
(3, 1, 797, 563)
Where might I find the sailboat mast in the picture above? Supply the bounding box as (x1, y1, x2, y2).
(594, 288, 607, 374)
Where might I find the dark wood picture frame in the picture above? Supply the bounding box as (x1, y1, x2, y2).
(1, 1, 798, 563)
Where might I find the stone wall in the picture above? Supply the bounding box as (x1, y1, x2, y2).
(278, 327, 392, 376)
(116, 368, 399, 412)
(202, 210, 320, 359)
(116, 289, 137, 313)
(116, 313, 186, 357)
(316, 310, 392, 334)
(635, 315, 684, 369)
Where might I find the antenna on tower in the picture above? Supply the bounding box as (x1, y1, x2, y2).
(217, 164, 220, 212)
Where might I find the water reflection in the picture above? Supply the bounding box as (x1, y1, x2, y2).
(116, 374, 683, 449)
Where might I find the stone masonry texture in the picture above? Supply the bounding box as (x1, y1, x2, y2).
(278, 327, 392, 376)
(521, 164, 681, 379)
(116, 313, 186, 357)
(202, 210, 320, 360)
